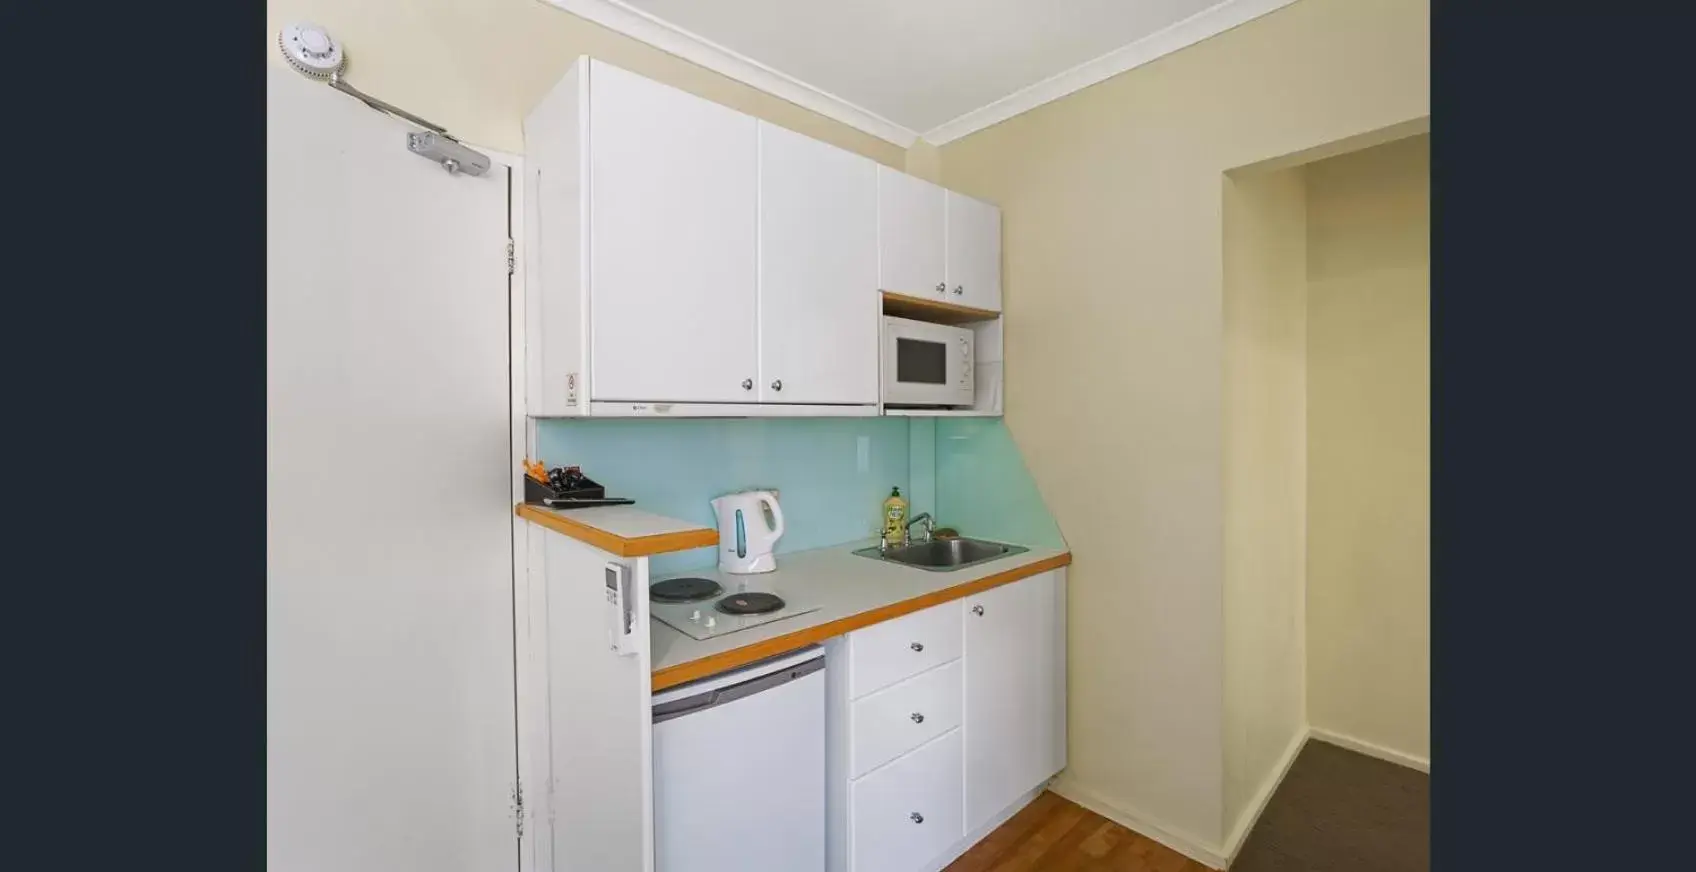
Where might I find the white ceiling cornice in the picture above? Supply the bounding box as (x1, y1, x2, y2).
(542, 0, 1297, 150)
(919, 0, 1298, 145)
(542, 0, 921, 147)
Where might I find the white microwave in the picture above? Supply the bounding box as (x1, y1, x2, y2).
(882, 316, 974, 408)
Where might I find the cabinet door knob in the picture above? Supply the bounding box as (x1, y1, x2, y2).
(910, 712, 924, 724)
(971, 605, 985, 616)
(771, 379, 783, 391)
(910, 812, 924, 824)
(952, 285, 964, 296)
(909, 641, 923, 652)
(934, 282, 947, 294)
(741, 379, 753, 390)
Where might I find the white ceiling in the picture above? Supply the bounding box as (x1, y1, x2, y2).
(547, 0, 1295, 146)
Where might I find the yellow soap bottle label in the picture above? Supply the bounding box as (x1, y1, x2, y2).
(882, 489, 908, 541)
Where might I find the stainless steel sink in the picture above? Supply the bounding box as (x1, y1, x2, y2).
(853, 537, 1029, 572)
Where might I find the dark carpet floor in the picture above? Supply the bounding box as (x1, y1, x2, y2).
(1232, 739, 1429, 872)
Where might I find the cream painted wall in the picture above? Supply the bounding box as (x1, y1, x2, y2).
(938, 0, 1428, 849)
(1305, 134, 1430, 765)
(1221, 166, 1308, 843)
(264, 0, 905, 166)
(904, 141, 944, 184)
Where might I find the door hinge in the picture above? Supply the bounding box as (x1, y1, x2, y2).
(506, 239, 515, 276)
(511, 779, 525, 840)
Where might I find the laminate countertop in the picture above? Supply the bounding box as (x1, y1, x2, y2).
(650, 539, 1070, 690)
(515, 503, 716, 557)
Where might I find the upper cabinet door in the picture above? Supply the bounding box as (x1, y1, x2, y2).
(945, 192, 1003, 313)
(757, 123, 878, 405)
(588, 61, 758, 403)
(877, 168, 947, 299)
(963, 570, 1060, 831)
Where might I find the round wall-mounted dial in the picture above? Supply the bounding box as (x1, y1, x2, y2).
(278, 22, 345, 80)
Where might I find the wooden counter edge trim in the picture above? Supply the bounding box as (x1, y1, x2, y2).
(515, 504, 718, 557)
(651, 551, 1073, 691)
(880, 291, 1002, 324)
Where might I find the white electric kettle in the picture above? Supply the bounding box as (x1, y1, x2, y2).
(710, 490, 786, 574)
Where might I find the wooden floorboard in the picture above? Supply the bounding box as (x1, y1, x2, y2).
(953, 743, 1428, 872)
(945, 791, 1065, 871)
(943, 792, 1213, 872)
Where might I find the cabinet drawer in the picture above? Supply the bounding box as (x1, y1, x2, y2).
(849, 601, 961, 698)
(851, 659, 962, 779)
(850, 728, 963, 872)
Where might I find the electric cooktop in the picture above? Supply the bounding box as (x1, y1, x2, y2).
(649, 573, 820, 641)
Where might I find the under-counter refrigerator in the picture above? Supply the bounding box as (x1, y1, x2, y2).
(652, 646, 827, 872)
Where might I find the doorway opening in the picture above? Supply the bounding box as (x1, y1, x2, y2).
(1222, 129, 1430, 869)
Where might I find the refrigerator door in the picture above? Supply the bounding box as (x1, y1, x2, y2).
(652, 649, 826, 872)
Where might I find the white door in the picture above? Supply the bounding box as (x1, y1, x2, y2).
(945, 192, 1003, 312)
(589, 60, 759, 403)
(757, 122, 878, 405)
(877, 167, 946, 299)
(962, 571, 1060, 830)
(267, 66, 516, 872)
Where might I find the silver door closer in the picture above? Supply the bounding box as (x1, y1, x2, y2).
(277, 22, 491, 177)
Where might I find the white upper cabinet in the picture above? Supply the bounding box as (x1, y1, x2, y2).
(945, 192, 1003, 313)
(877, 168, 1003, 314)
(525, 58, 1003, 416)
(962, 570, 1062, 831)
(757, 122, 878, 405)
(588, 61, 759, 403)
(877, 167, 947, 300)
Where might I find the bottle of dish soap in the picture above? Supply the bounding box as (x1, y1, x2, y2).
(881, 487, 909, 544)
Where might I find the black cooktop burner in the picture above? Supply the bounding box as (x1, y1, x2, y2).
(651, 577, 724, 603)
(715, 592, 786, 616)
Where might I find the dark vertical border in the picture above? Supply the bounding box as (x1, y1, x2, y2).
(9, 1, 1694, 868)
(5, 2, 265, 864)
(1435, 2, 1690, 868)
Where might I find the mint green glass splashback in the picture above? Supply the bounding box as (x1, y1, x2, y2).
(533, 415, 1062, 574)
(535, 418, 911, 574)
(935, 418, 1067, 550)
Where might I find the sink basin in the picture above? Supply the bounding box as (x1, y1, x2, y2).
(853, 537, 1029, 572)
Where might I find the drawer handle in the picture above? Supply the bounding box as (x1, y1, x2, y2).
(910, 712, 925, 724)
(909, 641, 924, 652)
(910, 812, 924, 824)
(971, 605, 985, 616)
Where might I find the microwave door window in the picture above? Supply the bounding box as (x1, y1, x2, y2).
(896, 339, 948, 384)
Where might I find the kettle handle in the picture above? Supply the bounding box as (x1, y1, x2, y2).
(758, 493, 786, 543)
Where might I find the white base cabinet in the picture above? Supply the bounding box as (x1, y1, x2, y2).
(851, 728, 964, 872)
(825, 569, 1066, 872)
(964, 569, 1064, 827)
